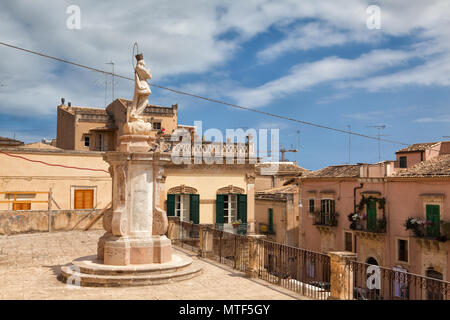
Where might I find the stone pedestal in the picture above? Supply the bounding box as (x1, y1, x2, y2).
(328, 251, 357, 300)
(245, 235, 266, 278)
(98, 151, 172, 265)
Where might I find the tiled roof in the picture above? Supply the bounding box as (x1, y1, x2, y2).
(306, 164, 360, 178)
(392, 154, 450, 177)
(256, 184, 298, 195)
(396, 142, 439, 153)
(255, 162, 310, 176)
(255, 183, 298, 201)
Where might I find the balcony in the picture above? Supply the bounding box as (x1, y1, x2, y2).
(313, 211, 338, 227)
(348, 213, 387, 241)
(404, 218, 449, 251)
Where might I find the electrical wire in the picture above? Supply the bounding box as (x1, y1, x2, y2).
(0, 150, 109, 173)
(0, 41, 411, 147)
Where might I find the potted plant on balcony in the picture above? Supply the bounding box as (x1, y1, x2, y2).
(232, 219, 242, 228)
(404, 217, 427, 237)
(348, 213, 361, 230)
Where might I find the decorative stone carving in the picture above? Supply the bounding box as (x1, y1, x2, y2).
(217, 185, 245, 194)
(168, 185, 198, 194)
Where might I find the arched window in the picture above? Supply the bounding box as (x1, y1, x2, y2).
(426, 267, 444, 300)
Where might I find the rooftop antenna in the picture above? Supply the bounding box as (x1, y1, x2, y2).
(367, 124, 387, 162)
(106, 61, 115, 102)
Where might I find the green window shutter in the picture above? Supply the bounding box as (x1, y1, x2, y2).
(268, 208, 274, 233)
(238, 194, 247, 223)
(189, 194, 200, 224)
(167, 194, 175, 216)
(366, 200, 377, 231)
(216, 194, 225, 224)
(426, 204, 440, 237)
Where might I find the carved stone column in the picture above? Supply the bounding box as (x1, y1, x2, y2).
(98, 152, 172, 265)
(328, 251, 357, 300)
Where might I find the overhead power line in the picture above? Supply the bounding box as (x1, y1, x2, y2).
(0, 41, 411, 147)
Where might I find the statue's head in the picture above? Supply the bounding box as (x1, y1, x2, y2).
(135, 53, 144, 61)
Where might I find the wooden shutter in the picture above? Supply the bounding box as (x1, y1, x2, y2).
(216, 194, 224, 224)
(366, 200, 377, 231)
(426, 204, 440, 237)
(74, 189, 94, 209)
(189, 194, 200, 224)
(268, 208, 274, 233)
(237, 194, 247, 223)
(167, 194, 175, 216)
(13, 202, 31, 210)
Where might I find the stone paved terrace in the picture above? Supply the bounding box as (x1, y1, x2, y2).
(0, 230, 306, 300)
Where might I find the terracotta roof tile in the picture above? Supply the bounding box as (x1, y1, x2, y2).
(306, 164, 360, 178)
(396, 142, 439, 153)
(392, 154, 450, 177)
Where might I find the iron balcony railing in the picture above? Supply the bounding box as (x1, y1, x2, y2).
(345, 260, 449, 300)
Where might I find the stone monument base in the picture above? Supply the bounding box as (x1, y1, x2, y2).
(60, 253, 202, 287)
(118, 134, 153, 152)
(98, 233, 172, 265)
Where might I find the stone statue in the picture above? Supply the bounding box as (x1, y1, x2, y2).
(123, 53, 153, 136)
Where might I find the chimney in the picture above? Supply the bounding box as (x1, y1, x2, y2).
(61, 98, 65, 105)
(68, 102, 72, 107)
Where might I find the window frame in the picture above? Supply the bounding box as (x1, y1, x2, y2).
(71, 186, 97, 210)
(223, 194, 238, 224)
(399, 156, 407, 168)
(175, 194, 190, 222)
(397, 238, 409, 263)
(308, 198, 315, 213)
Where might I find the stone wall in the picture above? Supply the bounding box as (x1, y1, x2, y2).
(0, 209, 103, 235)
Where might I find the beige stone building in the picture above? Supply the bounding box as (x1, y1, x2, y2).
(56, 98, 178, 152)
(1, 98, 258, 234)
(254, 162, 309, 245)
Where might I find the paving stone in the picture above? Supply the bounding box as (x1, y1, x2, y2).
(0, 230, 306, 300)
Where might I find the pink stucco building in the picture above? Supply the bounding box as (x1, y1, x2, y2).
(298, 141, 450, 283)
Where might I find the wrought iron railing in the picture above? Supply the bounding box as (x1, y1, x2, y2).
(345, 260, 449, 300)
(256, 239, 331, 300)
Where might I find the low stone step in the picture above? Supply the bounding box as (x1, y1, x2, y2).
(72, 254, 193, 276)
(60, 263, 203, 287)
(59, 254, 203, 287)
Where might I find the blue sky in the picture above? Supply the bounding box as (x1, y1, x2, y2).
(1, 1, 450, 170)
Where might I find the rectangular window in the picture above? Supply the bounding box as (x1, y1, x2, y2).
(74, 189, 94, 209)
(13, 202, 31, 210)
(309, 199, 315, 213)
(344, 232, 353, 252)
(152, 122, 161, 130)
(84, 136, 90, 147)
(398, 239, 408, 262)
(223, 194, 237, 224)
(320, 199, 335, 224)
(399, 156, 407, 168)
(175, 194, 190, 222)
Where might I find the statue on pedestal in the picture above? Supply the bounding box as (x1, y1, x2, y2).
(120, 53, 155, 151)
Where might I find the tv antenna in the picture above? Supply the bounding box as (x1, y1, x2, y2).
(106, 62, 115, 102)
(367, 124, 387, 162)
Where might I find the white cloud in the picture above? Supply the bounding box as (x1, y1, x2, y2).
(1, 0, 450, 118)
(231, 49, 416, 107)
